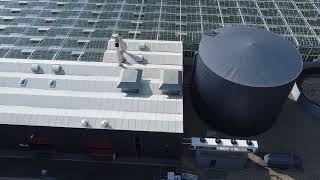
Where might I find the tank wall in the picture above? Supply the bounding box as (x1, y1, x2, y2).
(193, 56, 295, 136)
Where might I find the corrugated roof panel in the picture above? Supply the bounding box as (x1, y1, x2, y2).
(0, 38, 183, 133)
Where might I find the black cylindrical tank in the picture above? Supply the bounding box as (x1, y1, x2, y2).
(296, 62, 320, 119)
(192, 26, 303, 136)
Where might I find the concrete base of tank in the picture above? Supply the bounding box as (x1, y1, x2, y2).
(183, 66, 320, 180)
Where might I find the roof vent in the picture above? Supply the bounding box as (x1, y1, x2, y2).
(48, 80, 56, 88)
(38, 28, 50, 32)
(101, 120, 109, 128)
(128, 31, 141, 35)
(138, 43, 147, 50)
(117, 69, 142, 93)
(135, 54, 144, 63)
(82, 29, 95, 34)
(21, 49, 34, 55)
(18, 1, 28, 5)
(31, 64, 40, 73)
(19, 78, 27, 87)
(231, 139, 237, 145)
(2, 17, 14, 22)
(200, 138, 206, 143)
(246, 140, 253, 145)
(133, 12, 140, 17)
(131, 21, 143, 26)
(56, 2, 66, 6)
(51, 10, 61, 14)
(52, 64, 62, 74)
(71, 51, 84, 57)
(45, 18, 56, 23)
(215, 138, 222, 144)
(95, 3, 103, 8)
(87, 19, 98, 24)
(159, 70, 182, 94)
(92, 11, 102, 15)
(77, 39, 90, 45)
(81, 119, 89, 127)
(11, 9, 21, 13)
(30, 38, 43, 43)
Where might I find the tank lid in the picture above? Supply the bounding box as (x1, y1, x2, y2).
(199, 26, 303, 87)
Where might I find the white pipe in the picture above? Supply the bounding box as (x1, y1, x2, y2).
(112, 33, 125, 65)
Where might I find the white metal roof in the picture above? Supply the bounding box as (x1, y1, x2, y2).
(0, 39, 183, 133)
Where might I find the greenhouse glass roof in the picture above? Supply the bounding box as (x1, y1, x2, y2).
(0, 0, 319, 62)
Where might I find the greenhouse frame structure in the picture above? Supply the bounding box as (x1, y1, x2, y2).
(0, 0, 319, 62)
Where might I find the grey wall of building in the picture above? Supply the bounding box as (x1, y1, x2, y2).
(0, 125, 182, 159)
